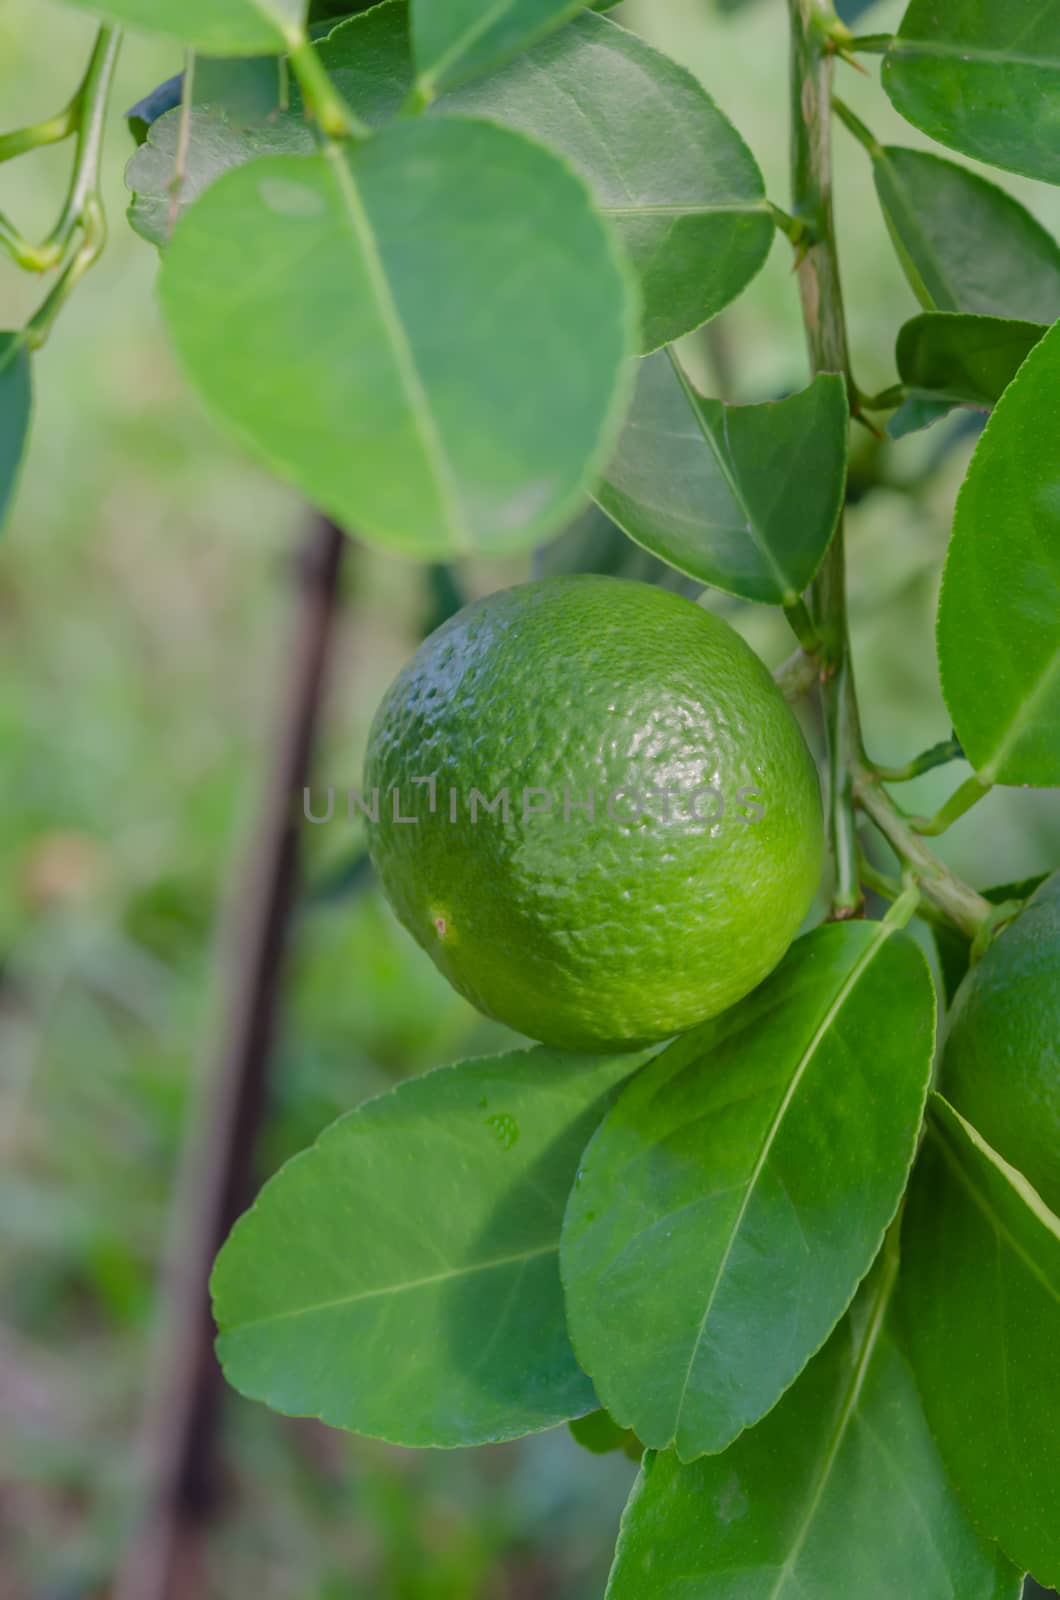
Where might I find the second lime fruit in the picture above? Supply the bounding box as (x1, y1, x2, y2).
(941, 871, 1060, 1213)
(365, 575, 823, 1051)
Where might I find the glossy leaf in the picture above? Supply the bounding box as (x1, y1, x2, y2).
(870, 145, 1060, 322)
(159, 119, 637, 558)
(61, 0, 305, 54)
(607, 1244, 1020, 1600)
(411, 0, 583, 93)
(596, 350, 847, 603)
(883, 0, 1060, 184)
(536, 503, 701, 597)
(131, 6, 772, 350)
(561, 920, 935, 1461)
(936, 318, 1060, 785)
(0, 334, 32, 536)
(897, 313, 1047, 409)
(902, 1095, 1060, 1585)
(213, 1046, 646, 1446)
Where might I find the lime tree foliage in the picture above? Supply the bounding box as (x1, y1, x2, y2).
(3, 0, 1060, 1592)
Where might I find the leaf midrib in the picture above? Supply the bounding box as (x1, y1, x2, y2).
(322, 142, 470, 552)
(671, 919, 900, 1445)
(665, 348, 798, 605)
(889, 40, 1060, 71)
(220, 1239, 557, 1334)
(765, 1246, 899, 1600)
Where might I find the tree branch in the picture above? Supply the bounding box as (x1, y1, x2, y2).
(114, 517, 347, 1600)
(788, 0, 862, 917)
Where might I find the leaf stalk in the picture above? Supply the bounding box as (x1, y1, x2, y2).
(288, 32, 370, 142)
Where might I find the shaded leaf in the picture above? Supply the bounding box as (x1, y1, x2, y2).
(568, 1409, 643, 1459)
(130, 6, 772, 351)
(870, 144, 1060, 322)
(561, 920, 935, 1460)
(883, 0, 1060, 184)
(535, 502, 701, 596)
(212, 1046, 646, 1446)
(194, 55, 287, 125)
(159, 120, 637, 559)
(596, 350, 847, 603)
(902, 1095, 1060, 1585)
(411, 0, 583, 93)
(128, 106, 313, 247)
(0, 334, 32, 536)
(887, 393, 960, 439)
(61, 0, 305, 54)
(936, 318, 1060, 785)
(607, 1243, 1020, 1600)
(896, 313, 1047, 409)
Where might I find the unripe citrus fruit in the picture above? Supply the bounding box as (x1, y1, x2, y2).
(365, 575, 823, 1051)
(941, 871, 1060, 1212)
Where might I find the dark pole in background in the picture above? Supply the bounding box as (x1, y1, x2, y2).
(114, 516, 346, 1600)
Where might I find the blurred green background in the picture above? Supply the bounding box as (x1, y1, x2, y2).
(1, 1, 1058, 1595)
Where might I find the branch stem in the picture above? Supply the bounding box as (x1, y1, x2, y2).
(0, 98, 80, 165)
(854, 770, 994, 939)
(788, 0, 861, 917)
(21, 27, 121, 349)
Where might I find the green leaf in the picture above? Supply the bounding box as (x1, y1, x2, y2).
(158, 120, 637, 559)
(896, 313, 1048, 410)
(436, 10, 773, 350)
(212, 1045, 646, 1446)
(127, 107, 314, 248)
(561, 920, 935, 1461)
(596, 350, 847, 603)
(194, 55, 287, 126)
(902, 1095, 1060, 1585)
(936, 317, 1060, 785)
(411, 0, 583, 94)
(536, 503, 701, 596)
(870, 145, 1060, 321)
(607, 1243, 1020, 1600)
(132, 6, 772, 351)
(887, 393, 961, 440)
(882, 0, 1060, 184)
(61, 0, 305, 54)
(568, 1409, 643, 1459)
(0, 334, 32, 536)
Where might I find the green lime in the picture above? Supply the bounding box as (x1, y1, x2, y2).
(365, 575, 823, 1051)
(941, 871, 1060, 1212)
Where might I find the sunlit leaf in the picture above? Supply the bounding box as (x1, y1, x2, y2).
(131, 5, 772, 350)
(561, 920, 935, 1460)
(159, 120, 637, 558)
(61, 0, 306, 54)
(937, 318, 1060, 785)
(213, 1046, 646, 1445)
